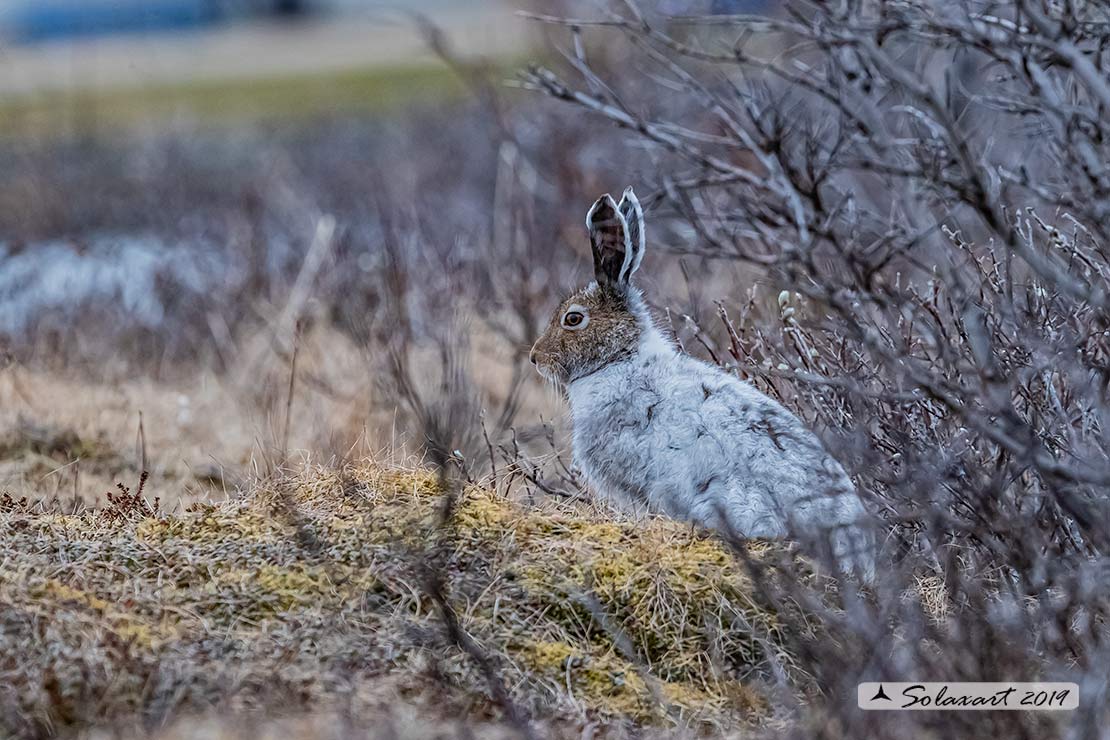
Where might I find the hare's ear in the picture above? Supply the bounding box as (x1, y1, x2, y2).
(617, 187, 645, 280)
(587, 193, 633, 289)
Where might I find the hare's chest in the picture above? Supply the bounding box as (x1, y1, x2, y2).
(567, 369, 681, 493)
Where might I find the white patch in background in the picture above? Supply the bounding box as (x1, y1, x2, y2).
(0, 234, 222, 333)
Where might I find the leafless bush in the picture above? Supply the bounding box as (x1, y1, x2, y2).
(515, 1, 1110, 736)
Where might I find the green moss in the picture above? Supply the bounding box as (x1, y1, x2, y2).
(26, 578, 111, 612)
(213, 564, 331, 614)
(135, 508, 275, 543)
(378, 468, 447, 500)
(517, 639, 656, 718)
(20, 577, 174, 649)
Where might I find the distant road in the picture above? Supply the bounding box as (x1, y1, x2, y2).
(0, 2, 532, 98)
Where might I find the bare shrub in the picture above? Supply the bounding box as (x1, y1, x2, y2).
(517, 1, 1110, 736)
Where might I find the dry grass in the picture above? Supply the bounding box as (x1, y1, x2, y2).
(0, 368, 251, 507)
(0, 462, 793, 739)
(0, 321, 561, 510)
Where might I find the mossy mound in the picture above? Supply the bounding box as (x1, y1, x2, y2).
(0, 465, 795, 737)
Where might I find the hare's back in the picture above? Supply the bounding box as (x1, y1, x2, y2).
(667, 356, 855, 497)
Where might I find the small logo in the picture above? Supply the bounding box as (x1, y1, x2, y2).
(858, 683, 1079, 711)
(870, 684, 892, 702)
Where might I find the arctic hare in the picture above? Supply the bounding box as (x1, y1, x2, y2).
(530, 188, 874, 578)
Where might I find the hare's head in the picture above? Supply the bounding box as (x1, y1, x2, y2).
(530, 187, 651, 384)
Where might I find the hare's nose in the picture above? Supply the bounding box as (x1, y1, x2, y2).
(529, 349, 538, 365)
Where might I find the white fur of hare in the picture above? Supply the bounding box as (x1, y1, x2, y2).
(529, 187, 875, 579)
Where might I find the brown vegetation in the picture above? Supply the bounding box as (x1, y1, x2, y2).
(1, 464, 793, 738)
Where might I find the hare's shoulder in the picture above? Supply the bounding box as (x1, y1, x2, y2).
(662, 355, 833, 456)
(662, 355, 783, 417)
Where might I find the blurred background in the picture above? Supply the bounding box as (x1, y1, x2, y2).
(0, 0, 544, 504)
(0, 0, 529, 123)
(0, 0, 783, 507)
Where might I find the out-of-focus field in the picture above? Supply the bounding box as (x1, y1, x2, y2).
(0, 63, 467, 136)
(0, 6, 528, 96)
(0, 323, 558, 509)
(0, 4, 533, 136)
(0, 2, 572, 510)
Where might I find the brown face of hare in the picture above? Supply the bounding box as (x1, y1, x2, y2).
(529, 187, 648, 385)
(530, 284, 641, 384)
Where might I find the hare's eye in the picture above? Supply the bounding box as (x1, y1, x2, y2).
(561, 310, 588, 330)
